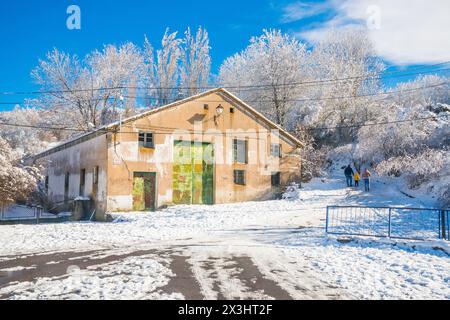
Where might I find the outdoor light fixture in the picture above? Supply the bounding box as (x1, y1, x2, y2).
(214, 104, 225, 125)
(216, 104, 224, 115)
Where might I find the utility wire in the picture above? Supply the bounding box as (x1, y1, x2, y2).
(0, 81, 448, 106)
(0, 63, 449, 96)
(123, 81, 449, 104)
(0, 115, 447, 134)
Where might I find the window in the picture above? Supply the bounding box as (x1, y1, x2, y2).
(271, 172, 281, 186)
(79, 169, 86, 196)
(234, 170, 246, 185)
(64, 172, 70, 202)
(139, 132, 154, 148)
(271, 143, 282, 158)
(93, 166, 99, 196)
(233, 139, 248, 164)
(44, 176, 49, 194)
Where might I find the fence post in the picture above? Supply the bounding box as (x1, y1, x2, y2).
(325, 206, 329, 233)
(447, 210, 450, 241)
(446, 210, 450, 241)
(388, 208, 392, 238)
(440, 210, 447, 240)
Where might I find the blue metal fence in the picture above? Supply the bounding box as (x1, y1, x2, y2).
(326, 206, 449, 241)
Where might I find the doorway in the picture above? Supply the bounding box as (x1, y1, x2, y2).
(173, 141, 214, 205)
(132, 172, 157, 211)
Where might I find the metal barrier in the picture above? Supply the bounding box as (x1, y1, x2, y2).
(0, 203, 70, 223)
(0, 204, 41, 221)
(326, 205, 449, 241)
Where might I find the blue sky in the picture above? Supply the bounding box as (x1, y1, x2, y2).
(1, 0, 449, 111)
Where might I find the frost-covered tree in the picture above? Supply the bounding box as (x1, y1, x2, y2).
(219, 29, 309, 128)
(88, 43, 146, 122)
(144, 26, 211, 105)
(0, 137, 41, 204)
(0, 107, 62, 157)
(354, 75, 450, 206)
(305, 28, 384, 144)
(144, 29, 182, 105)
(356, 75, 450, 162)
(180, 26, 211, 97)
(31, 44, 145, 130)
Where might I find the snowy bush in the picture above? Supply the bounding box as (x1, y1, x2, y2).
(440, 186, 450, 208)
(294, 126, 330, 181)
(0, 137, 42, 204)
(376, 149, 448, 187)
(282, 182, 301, 200)
(356, 77, 449, 162)
(0, 107, 60, 157)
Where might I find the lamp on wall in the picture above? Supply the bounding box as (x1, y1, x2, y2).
(214, 104, 224, 125)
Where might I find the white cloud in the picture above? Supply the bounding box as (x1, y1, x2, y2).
(287, 0, 450, 65)
(281, 1, 331, 23)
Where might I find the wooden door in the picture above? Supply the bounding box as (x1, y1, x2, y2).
(132, 172, 156, 211)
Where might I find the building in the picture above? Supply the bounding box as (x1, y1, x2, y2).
(31, 88, 303, 220)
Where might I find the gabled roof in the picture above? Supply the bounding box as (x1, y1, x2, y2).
(32, 88, 303, 160)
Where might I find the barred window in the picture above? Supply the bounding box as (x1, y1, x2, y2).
(234, 170, 246, 185)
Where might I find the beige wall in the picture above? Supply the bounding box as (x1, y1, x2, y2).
(36, 134, 109, 219)
(106, 92, 301, 211)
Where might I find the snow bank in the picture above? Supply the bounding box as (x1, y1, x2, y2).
(0, 175, 448, 300)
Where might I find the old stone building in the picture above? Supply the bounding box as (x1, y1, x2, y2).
(31, 88, 303, 220)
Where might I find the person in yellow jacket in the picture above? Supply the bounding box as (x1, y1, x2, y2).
(354, 171, 361, 187)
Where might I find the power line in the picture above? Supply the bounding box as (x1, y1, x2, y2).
(0, 121, 88, 132)
(0, 63, 449, 96)
(228, 66, 450, 92)
(0, 81, 448, 106)
(123, 81, 449, 104)
(0, 115, 447, 135)
(306, 114, 449, 131)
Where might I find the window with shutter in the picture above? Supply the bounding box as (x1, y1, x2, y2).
(271, 143, 282, 158)
(233, 139, 248, 164)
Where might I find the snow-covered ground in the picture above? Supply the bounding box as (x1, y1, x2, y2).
(0, 175, 449, 300)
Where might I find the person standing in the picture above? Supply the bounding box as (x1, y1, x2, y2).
(362, 168, 371, 191)
(354, 171, 360, 187)
(344, 165, 354, 187)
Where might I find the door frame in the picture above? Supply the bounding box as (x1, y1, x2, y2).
(133, 171, 157, 211)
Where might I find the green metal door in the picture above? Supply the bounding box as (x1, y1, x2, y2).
(202, 143, 214, 204)
(173, 141, 214, 205)
(173, 141, 192, 204)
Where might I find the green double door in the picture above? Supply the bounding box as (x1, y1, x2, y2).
(173, 141, 214, 205)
